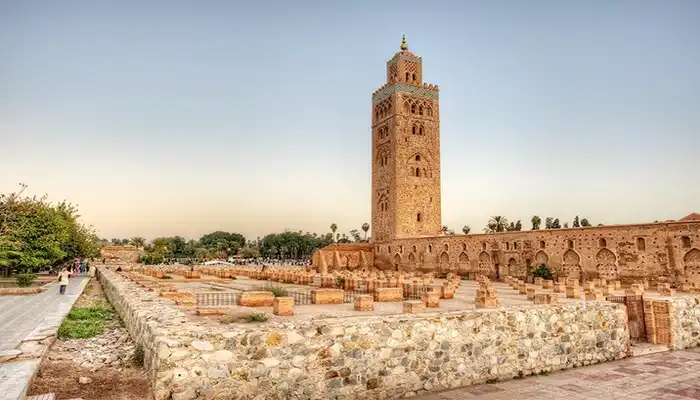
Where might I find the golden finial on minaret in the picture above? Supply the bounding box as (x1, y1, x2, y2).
(400, 34, 408, 51)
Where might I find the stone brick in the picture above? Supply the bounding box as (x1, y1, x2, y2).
(584, 290, 605, 301)
(402, 300, 425, 314)
(553, 282, 566, 293)
(353, 294, 374, 311)
(566, 286, 580, 299)
(518, 283, 527, 295)
(421, 291, 440, 308)
(312, 289, 344, 304)
(273, 297, 294, 316)
(239, 291, 274, 307)
(374, 287, 403, 302)
(526, 287, 537, 300)
(542, 280, 553, 289)
(533, 293, 558, 305)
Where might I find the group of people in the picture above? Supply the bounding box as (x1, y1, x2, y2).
(56, 259, 95, 295)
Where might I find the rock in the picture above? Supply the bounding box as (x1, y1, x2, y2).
(78, 376, 93, 384)
(191, 340, 214, 352)
(287, 331, 304, 345)
(212, 350, 233, 363)
(261, 358, 280, 368)
(0, 349, 21, 363)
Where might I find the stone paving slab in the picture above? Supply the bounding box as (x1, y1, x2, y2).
(417, 347, 700, 400)
(0, 277, 89, 400)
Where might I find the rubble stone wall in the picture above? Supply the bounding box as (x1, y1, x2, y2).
(668, 296, 700, 350)
(98, 266, 631, 400)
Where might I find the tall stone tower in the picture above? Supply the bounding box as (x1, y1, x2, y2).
(371, 36, 441, 241)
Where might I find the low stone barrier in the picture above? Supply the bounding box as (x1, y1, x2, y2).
(312, 288, 343, 304)
(374, 287, 403, 302)
(239, 291, 274, 307)
(99, 266, 633, 400)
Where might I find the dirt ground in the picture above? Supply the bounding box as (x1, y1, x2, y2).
(28, 280, 153, 400)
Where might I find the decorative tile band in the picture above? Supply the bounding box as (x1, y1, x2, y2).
(387, 53, 422, 66)
(372, 83, 439, 104)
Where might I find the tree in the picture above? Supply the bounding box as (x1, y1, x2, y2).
(129, 237, 146, 248)
(485, 216, 509, 233)
(240, 246, 260, 259)
(462, 225, 471, 234)
(349, 229, 362, 243)
(532, 264, 553, 280)
(551, 218, 561, 229)
(361, 223, 370, 240)
(514, 220, 522, 231)
(330, 223, 338, 242)
(507, 222, 516, 231)
(198, 231, 246, 255)
(531, 215, 541, 230)
(572, 216, 580, 228)
(580, 218, 591, 227)
(563, 222, 569, 228)
(545, 217, 553, 229)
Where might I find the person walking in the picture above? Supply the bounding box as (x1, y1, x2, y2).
(57, 267, 70, 295)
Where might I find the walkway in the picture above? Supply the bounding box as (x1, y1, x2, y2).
(0, 278, 89, 400)
(0, 278, 88, 351)
(417, 347, 700, 400)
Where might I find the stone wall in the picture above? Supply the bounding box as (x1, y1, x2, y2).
(100, 245, 142, 263)
(98, 266, 631, 400)
(668, 296, 700, 350)
(314, 220, 700, 285)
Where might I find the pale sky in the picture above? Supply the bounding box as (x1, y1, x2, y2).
(1, 0, 699, 241)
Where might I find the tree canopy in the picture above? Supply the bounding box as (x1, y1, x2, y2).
(0, 185, 99, 275)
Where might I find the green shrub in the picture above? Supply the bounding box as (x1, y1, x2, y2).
(247, 312, 268, 322)
(532, 264, 553, 280)
(336, 277, 345, 288)
(269, 286, 287, 297)
(16, 273, 37, 287)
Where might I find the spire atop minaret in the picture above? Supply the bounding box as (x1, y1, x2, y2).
(400, 34, 408, 51)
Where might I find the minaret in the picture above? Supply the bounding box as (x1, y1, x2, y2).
(371, 36, 442, 242)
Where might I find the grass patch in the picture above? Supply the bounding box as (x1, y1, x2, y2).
(58, 306, 115, 339)
(247, 312, 268, 323)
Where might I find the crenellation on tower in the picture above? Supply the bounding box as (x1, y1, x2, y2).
(371, 36, 442, 242)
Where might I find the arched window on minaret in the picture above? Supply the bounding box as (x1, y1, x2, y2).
(412, 125, 416, 135)
(405, 72, 410, 82)
(415, 155, 421, 162)
(419, 105, 423, 115)
(412, 73, 416, 82)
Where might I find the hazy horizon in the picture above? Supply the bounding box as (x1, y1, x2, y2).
(2, 1, 699, 241)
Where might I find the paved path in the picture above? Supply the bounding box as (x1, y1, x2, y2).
(0, 278, 89, 400)
(417, 347, 700, 400)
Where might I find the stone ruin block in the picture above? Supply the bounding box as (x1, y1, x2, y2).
(584, 290, 605, 301)
(273, 297, 295, 316)
(239, 291, 275, 307)
(184, 272, 201, 279)
(442, 283, 455, 299)
(354, 294, 374, 311)
(534, 277, 543, 286)
(526, 287, 537, 300)
(566, 278, 579, 287)
(542, 280, 553, 289)
(584, 282, 596, 291)
(611, 280, 622, 290)
(429, 284, 444, 298)
(421, 291, 440, 308)
(312, 288, 344, 304)
(602, 285, 616, 296)
(657, 283, 676, 297)
(566, 285, 580, 299)
(475, 283, 500, 309)
(629, 283, 645, 294)
(320, 276, 336, 288)
(533, 293, 558, 305)
(403, 300, 426, 314)
(518, 283, 528, 295)
(374, 287, 403, 302)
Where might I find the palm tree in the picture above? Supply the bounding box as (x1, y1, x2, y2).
(330, 223, 338, 242)
(462, 225, 471, 234)
(361, 223, 370, 240)
(129, 236, 146, 248)
(486, 216, 509, 233)
(531, 215, 541, 230)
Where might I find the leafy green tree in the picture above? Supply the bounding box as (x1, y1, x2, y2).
(349, 229, 362, 243)
(531, 215, 541, 230)
(462, 225, 471, 234)
(563, 222, 569, 228)
(198, 231, 246, 255)
(514, 220, 522, 231)
(581, 218, 591, 227)
(240, 246, 260, 259)
(545, 217, 553, 229)
(532, 264, 553, 280)
(551, 218, 561, 229)
(572, 216, 580, 228)
(129, 237, 146, 248)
